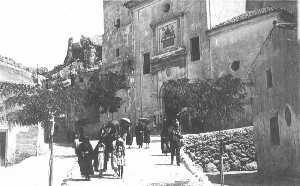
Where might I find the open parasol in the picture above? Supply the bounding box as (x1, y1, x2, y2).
(120, 118, 131, 124)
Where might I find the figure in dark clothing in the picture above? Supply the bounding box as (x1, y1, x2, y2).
(103, 123, 117, 171)
(169, 119, 183, 166)
(143, 125, 151, 148)
(160, 127, 170, 155)
(126, 126, 133, 148)
(135, 123, 144, 148)
(77, 136, 94, 180)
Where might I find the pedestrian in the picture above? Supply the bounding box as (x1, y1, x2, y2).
(115, 137, 125, 178)
(160, 126, 170, 155)
(135, 122, 144, 148)
(93, 140, 106, 177)
(169, 119, 183, 166)
(126, 125, 133, 148)
(77, 136, 94, 180)
(103, 122, 117, 172)
(73, 134, 80, 155)
(144, 124, 151, 148)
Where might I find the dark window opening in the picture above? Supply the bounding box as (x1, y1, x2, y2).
(79, 77, 84, 83)
(190, 37, 200, 61)
(231, 61, 240, 71)
(115, 18, 120, 28)
(270, 114, 280, 145)
(285, 107, 292, 126)
(143, 53, 150, 74)
(266, 68, 273, 88)
(163, 3, 170, 12)
(116, 48, 120, 57)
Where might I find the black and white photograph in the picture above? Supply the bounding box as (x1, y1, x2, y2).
(0, 0, 299, 185)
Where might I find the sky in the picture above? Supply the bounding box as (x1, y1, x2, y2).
(0, 0, 104, 70)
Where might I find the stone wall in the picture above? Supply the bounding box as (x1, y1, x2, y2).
(0, 62, 34, 85)
(253, 27, 300, 176)
(101, 0, 134, 124)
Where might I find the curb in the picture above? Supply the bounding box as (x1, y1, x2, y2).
(181, 149, 213, 186)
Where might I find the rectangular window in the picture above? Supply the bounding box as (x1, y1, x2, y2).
(190, 37, 200, 61)
(266, 68, 273, 88)
(270, 114, 280, 145)
(143, 53, 150, 74)
(116, 48, 120, 57)
(115, 18, 120, 28)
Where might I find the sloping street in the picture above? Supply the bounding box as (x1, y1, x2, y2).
(63, 136, 205, 186)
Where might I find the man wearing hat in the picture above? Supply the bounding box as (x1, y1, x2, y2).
(169, 119, 183, 166)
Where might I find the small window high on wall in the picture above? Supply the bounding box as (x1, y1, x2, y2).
(266, 68, 273, 88)
(190, 36, 200, 61)
(116, 48, 120, 57)
(143, 53, 150, 74)
(190, 37, 200, 61)
(270, 114, 280, 145)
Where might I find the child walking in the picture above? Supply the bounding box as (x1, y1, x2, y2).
(116, 137, 126, 179)
(94, 140, 106, 177)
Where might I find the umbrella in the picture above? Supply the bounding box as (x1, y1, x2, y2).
(139, 117, 150, 124)
(120, 118, 131, 124)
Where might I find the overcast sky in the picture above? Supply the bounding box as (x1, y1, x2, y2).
(0, 0, 103, 70)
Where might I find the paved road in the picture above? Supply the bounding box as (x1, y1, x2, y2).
(63, 136, 201, 186)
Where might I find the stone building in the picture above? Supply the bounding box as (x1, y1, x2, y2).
(0, 58, 45, 166)
(47, 35, 103, 138)
(121, 0, 249, 128)
(101, 0, 134, 124)
(251, 22, 299, 176)
(101, 0, 297, 130)
(207, 7, 295, 128)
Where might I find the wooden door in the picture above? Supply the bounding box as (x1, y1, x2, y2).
(0, 132, 6, 166)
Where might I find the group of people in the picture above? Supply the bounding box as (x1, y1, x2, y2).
(160, 119, 183, 166)
(73, 117, 182, 180)
(74, 120, 127, 181)
(134, 121, 151, 149)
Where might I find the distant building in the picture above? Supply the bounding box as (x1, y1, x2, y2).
(47, 35, 103, 138)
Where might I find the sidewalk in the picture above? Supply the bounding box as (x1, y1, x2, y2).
(0, 143, 76, 186)
(64, 136, 207, 186)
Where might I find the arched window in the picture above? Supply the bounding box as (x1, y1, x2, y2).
(285, 106, 292, 126)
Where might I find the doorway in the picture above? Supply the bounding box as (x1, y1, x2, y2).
(0, 131, 7, 166)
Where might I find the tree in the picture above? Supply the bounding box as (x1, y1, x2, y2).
(85, 71, 129, 118)
(3, 79, 85, 126)
(162, 74, 246, 132)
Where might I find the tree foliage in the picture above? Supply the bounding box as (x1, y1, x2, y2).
(162, 74, 247, 132)
(86, 71, 129, 114)
(1, 71, 128, 126)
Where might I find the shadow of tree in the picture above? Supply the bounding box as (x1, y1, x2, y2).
(54, 154, 76, 159)
(148, 180, 191, 186)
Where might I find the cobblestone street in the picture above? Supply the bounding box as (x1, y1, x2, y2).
(63, 136, 203, 186)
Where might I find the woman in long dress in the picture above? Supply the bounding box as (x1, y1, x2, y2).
(93, 140, 105, 177)
(144, 125, 151, 148)
(77, 136, 94, 180)
(135, 122, 144, 148)
(126, 126, 133, 148)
